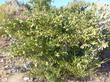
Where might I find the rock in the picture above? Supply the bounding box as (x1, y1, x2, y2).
(102, 50, 110, 59)
(10, 66, 21, 73)
(20, 67, 27, 72)
(1, 77, 8, 82)
(32, 77, 44, 82)
(4, 65, 10, 70)
(23, 61, 34, 70)
(0, 59, 4, 63)
(23, 76, 30, 81)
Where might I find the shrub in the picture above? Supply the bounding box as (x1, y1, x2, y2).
(4, 3, 108, 82)
(0, 5, 7, 37)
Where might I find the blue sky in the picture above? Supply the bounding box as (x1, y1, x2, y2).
(0, 0, 110, 7)
(52, 0, 110, 7)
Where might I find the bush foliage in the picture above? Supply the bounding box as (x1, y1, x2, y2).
(3, 1, 108, 82)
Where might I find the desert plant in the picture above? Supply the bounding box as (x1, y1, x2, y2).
(3, 1, 108, 82)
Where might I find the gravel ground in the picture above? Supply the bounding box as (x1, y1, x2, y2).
(0, 37, 110, 82)
(0, 37, 35, 82)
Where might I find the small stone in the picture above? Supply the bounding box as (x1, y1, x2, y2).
(23, 77, 29, 81)
(20, 67, 27, 72)
(23, 61, 34, 70)
(10, 66, 21, 73)
(6, 70, 12, 74)
(4, 65, 10, 70)
(2, 77, 8, 82)
(4, 78, 8, 81)
(32, 77, 38, 81)
(0, 59, 4, 62)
